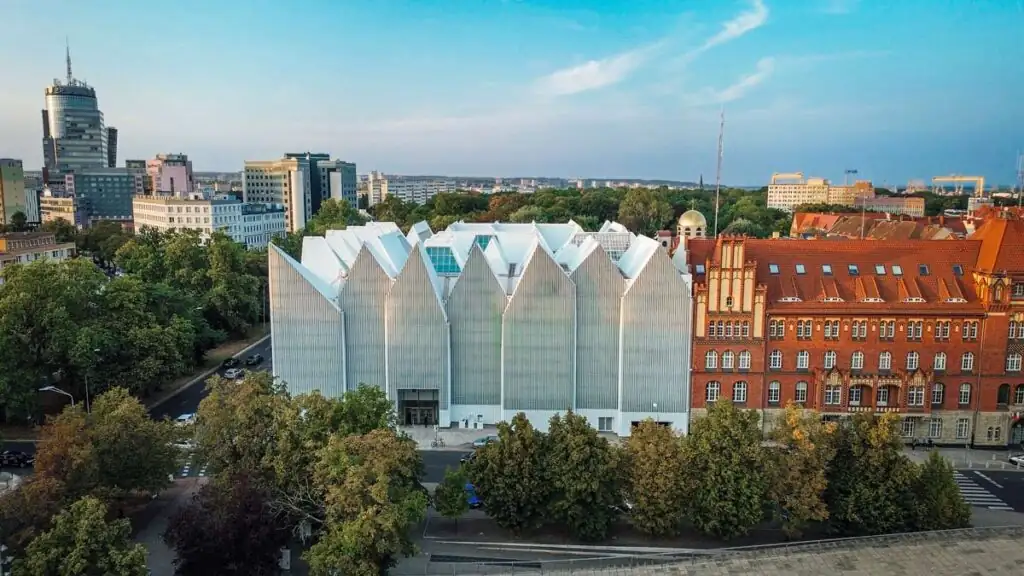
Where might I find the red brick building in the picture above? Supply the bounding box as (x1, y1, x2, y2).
(685, 212, 1024, 447)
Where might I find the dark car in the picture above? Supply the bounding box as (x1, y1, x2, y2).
(245, 354, 264, 366)
(222, 357, 241, 369)
(1, 450, 35, 468)
(459, 451, 477, 465)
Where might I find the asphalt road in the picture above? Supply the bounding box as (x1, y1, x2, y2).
(956, 469, 1024, 512)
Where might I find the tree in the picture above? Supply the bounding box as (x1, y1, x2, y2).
(911, 451, 971, 530)
(824, 413, 920, 536)
(466, 413, 550, 534)
(623, 420, 688, 536)
(335, 383, 398, 436)
(546, 411, 622, 541)
(8, 211, 28, 231)
(40, 217, 78, 243)
(0, 476, 66, 555)
(305, 199, 365, 236)
(304, 429, 427, 576)
(13, 496, 148, 576)
(766, 404, 837, 537)
(681, 401, 768, 540)
(433, 466, 469, 529)
(617, 188, 673, 236)
(721, 217, 765, 237)
(33, 405, 99, 498)
(165, 473, 290, 576)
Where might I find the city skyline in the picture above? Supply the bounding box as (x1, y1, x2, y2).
(0, 0, 1021, 185)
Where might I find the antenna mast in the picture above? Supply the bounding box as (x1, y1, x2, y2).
(713, 109, 724, 237)
(1017, 151, 1024, 207)
(65, 37, 73, 84)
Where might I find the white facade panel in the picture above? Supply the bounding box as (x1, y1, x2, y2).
(572, 247, 622, 410)
(447, 247, 504, 406)
(339, 246, 390, 392)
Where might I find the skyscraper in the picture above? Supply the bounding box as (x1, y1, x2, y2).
(106, 127, 118, 168)
(41, 43, 108, 187)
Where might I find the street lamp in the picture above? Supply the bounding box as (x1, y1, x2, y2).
(39, 385, 75, 407)
(85, 347, 99, 414)
(653, 402, 659, 425)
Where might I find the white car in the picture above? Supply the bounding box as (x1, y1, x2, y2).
(175, 413, 196, 426)
(1009, 454, 1024, 467)
(224, 368, 244, 379)
(172, 440, 197, 452)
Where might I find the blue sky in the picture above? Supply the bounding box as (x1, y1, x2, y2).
(0, 0, 1021, 185)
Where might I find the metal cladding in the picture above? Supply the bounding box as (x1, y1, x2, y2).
(270, 219, 694, 435)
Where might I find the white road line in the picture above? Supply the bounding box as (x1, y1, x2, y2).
(974, 471, 1005, 489)
(988, 505, 1015, 511)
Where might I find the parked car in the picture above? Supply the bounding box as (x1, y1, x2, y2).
(175, 413, 196, 426)
(222, 357, 241, 369)
(171, 440, 197, 452)
(224, 368, 244, 379)
(459, 451, 477, 465)
(472, 435, 498, 448)
(1009, 454, 1024, 467)
(245, 354, 264, 366)
(0, 450, 34, 468)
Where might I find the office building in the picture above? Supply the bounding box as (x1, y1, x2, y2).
(285, 152, 330, 213)
(688, 212, 1024, 447)
(0, 232, 76, 281)
(41, 47, 109, 187)
(106, 127, 117, 168)
(243, 157, 311, 233)
(125, 159, 151, 194)
(317, 160, 357, 208)
(132, 194, 285, 249)
(366, 171, 387, 206)
(0, 159, 28, 224)
(269, 220, 694, 436)
(146, 154, 195, 196)
(40, 191, 87, 228)
(767, 172, 875, 212)
(64, 168, 143, 226)
(849, 196, 927, 218)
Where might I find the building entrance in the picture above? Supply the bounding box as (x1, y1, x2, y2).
(398, 389, 439, 427)
(1011, 419, 1024, 447)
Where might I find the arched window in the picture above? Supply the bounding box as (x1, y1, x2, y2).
(959, 383, 972, 405)
(707, 320, 716, 338)
(767, 381, 781, 403)
(998, 383, 1011, 405)
(725, 322, 733, 338)
(851, 351, 864, 370)
(962, 352, 975, 372)
(824, 350, 837, 369)
(931, 383, 945, 405)
(795, 381, 808, 403)
(722, 351, 735, 370)
(769, 350, 783, 369)
(906, 351, 919, 371)
(705, 350, 718, 369)
(732, 381, 748, 403)
(705, 381, 721, 403)
(738, 351, 751, 370)
(797, 351, 809, 369)
(934, 352, 947, 371)
(742, 321, 750, 338)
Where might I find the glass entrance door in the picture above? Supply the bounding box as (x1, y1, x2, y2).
(405, 407, 436, 426)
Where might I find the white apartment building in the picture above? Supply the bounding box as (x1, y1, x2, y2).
(366, 171, 387, 206)
(243, 158, 311, 232)
(385, 178, 456, 205)
(132, 195, 285, 249)
(766, 172, 875, 212)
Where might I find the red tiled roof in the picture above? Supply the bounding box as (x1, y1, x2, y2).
(687, 237, 984, 314)
(970, 216, 1024, 274)
(791, 212, 968, 240)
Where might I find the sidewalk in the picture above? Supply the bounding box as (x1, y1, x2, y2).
(903, 446, 1024, 472)
(132, 477, 208, 576)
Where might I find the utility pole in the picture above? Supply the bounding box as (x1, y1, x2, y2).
(713, 109, 725, 237)
(1017, 151, 1024, 207)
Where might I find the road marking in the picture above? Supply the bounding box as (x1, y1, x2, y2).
(954, 471, 1012, 510)
(974, 471, 1005, 489)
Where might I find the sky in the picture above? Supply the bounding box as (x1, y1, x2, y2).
(0, 0, 1021, 185)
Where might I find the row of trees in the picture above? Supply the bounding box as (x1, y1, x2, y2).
(162, 373, 427, 576)
(0, 225, 267, 418)
(0, 388, 179, 574)
(435, 403, 970, 542)
(271, 199, 367, 259)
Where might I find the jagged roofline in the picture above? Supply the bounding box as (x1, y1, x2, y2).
(270, 244, 341, 307)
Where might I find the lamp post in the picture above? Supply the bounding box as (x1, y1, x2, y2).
(653, 402, 659, 425)
(85, 347, 99, 414)
(39, 385, 75, 407)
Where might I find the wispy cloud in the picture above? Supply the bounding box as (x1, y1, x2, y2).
(532, 44, 660, 96)
(683, 57, 776, 106)
(700, 0, 769, 52)
(820, 0, 860, 15)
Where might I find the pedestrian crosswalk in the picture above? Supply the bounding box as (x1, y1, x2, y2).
(177, 455, 208, 478)
(954, 471, 1013, 511)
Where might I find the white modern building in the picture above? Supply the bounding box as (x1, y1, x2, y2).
(132, 194, 285, 249)
(385, 178, 457, 205)
(269, 220, 694, 436)
(316, 160, 357, 208)
(243, 158, 311, 232)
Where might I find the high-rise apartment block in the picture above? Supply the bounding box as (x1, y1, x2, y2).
(767, 172, 875, 212)
(366, 171, 387, 206)
(146, 154, 195, 196)
(0, 159, 28, 224)
(316, 160, 358, 208)
(385, 178, 457, 205)
(243, 157, 311, 233)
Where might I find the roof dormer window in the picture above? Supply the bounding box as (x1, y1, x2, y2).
(918, 264, 930, 276)
(875, 265, 886, 275)
(952, 264, 964, 276)
(779, 296, 803, 302)
(795, 264, 806, 275)
(695, 264, 706, 274)
(892, 265, 903, 276)
(902, 297, 926, 303)
(822, 264, 833, 275)
(848, 264, 860, 276)
(861, 297, 885, 303)
(769, 264, 779, 274)
(945, 297, 967, 303)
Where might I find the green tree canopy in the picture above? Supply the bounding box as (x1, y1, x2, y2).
(623, 420, 688, 537)
(433, 466, 470, 526)
(911, 451, 971, 531)
(617, 188, 673, 236)
(766, 404, 837, 537)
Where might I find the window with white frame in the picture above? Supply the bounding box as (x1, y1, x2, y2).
(956, 418, 970, 439)
(877, 387, 890, 406)
(797, 320, 811, 339)
(929, 418, 942, 438)
(935, 320, 951, 340)
(879, 351, 892, 370)
(934, 352, 947, 371)
(908, 386, 925, 406)
(1007, 353, 1022, 372)
(768, 381, 780, 403)
(931, 383, 944, 405)
(770, 350, 782, 369)
(848, 386, 862, 406)
(958, 383, 971, 405)
(738, 351, 751, 370)
(795, 381, 808, 403)
(880, 320, 896, 339)
(851, 351, 864, 370)
(824, 350, 837, 369)
(733, 381, 748, 403)
(901, 419, 916, 438)
(725, 323, 733, 338)
(707, 321, 717, 338)
(907, 320, 923, 341)
(852, 320, 868, 340)
(769, 319, 783, 339)
(742, 321, 750, 338)
(961, 352, 974, 372)
(824, 320, 840, 339)
(962, 321, 978, 341)
(905, 351, 919, 371)
(797, 351, 809, 370)
(824, 385, 842, 405)
(1010, 321, 1019, 340)
(721, 351, 735, 370)
(598, 417, 613, 432)
(1016, 384, 1024, 405)
(705, 381, 721, 403)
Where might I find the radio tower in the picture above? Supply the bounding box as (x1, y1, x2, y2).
(65, 37, 73, 84)
(713, 109, 725, 237)
(1017, 151, 1024, 207)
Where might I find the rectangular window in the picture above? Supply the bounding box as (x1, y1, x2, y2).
(892, 265, 903, 276)
(929, 418, 942, 439)
(848, 264, 859, 276)
(768, 382, 780, 404)
(597, 417, 613, 432)
(901, 419, 915, 438)
(877, 387, 890, 406)
(956, 418, 970, 439)
(908, 387, 924, 406)
(822, 264, 833, 275)
(769, 264, 779, 274)
(875, 264, 886, 275)
(848, 387, 862, 406)
(795, 264, 806, 275)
